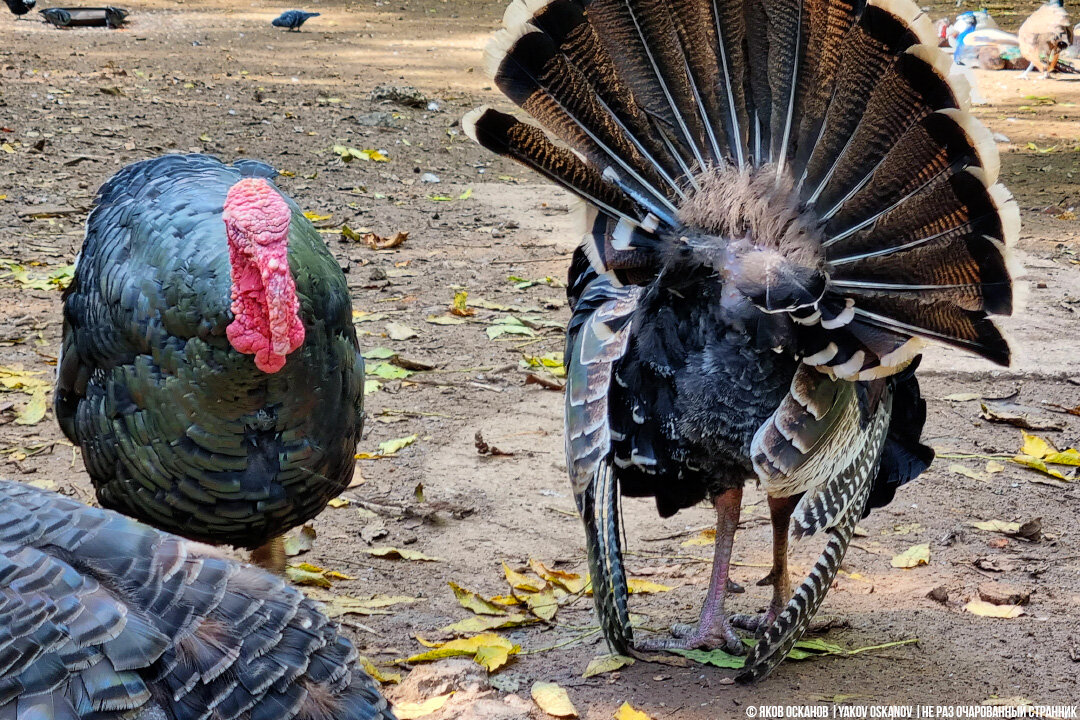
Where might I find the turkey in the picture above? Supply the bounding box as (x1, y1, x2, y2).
(0, 479, 396, 720)
(3, 0, 35, 16)
(466, 0, 1018, 682)
(1019, 0, 1074, 78)
(272, 10, 320, 31)
(56, 154, 365, 570)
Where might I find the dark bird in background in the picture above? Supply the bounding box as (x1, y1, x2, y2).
(56, 154, 365, 571)
(0, 480, 397, 720)
(467, 0, 1017, 682)
(3, 0, 35, 17)
(1019, 0, 1074, 77)
(272, 9, 320, 30)
(39, 6, 128, 27)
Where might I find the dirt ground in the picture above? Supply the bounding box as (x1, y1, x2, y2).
(1, 0, 1079, 716)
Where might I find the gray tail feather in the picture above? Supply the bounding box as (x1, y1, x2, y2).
(581, 463, 633, 654)
(736, 478, 869, 684)
(736, 494, 866, 683)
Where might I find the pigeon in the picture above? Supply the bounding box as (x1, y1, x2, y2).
(272, 9, 319, 30)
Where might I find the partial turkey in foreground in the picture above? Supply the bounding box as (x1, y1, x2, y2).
(0, 480, 396, 720)
(466, 0, 1018, 682)
(56, 154, 365, 570)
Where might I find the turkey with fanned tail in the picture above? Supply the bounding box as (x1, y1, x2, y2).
(56, 154, 365, 571)
(0, 480, 396, 720)
(465, 0, 1019, 682)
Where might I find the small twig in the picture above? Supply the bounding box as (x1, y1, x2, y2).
(492, 255, 572, 265)
(518, 627, 601, 655)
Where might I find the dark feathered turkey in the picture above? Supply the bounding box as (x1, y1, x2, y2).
(55, 154, 365, 567)
(0, 479, 396, 720)
(3, 0, 35, 16)
(465, 0, 1018, 682)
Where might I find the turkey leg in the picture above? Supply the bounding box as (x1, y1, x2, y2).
(731, 494, 799, 634)
(636, 486, 745, 655)
(250, 534, 287, 572)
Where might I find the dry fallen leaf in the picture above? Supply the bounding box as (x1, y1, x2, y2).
(450, 290, 476, 317)
(503, 563, 544, 592)
(626, 578, 673, 594)
(363, 547, 441, 562)
(531, 682, 578, 718)
(393, 693, 452, 720)
(969, 520, 1021, 534)
(407, 633, 519, 672)
(965, 599, 1024, 619)
(614, 703, 653, 720)
(385, 321, 418, 341)
(449, 581, 510, 616)
(890, 543, 930, 569)
(583, 654, 634, 678)
(283, 524, 316, 556)
(363, 231, 408, 250)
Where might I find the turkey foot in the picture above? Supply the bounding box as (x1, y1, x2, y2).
(729, 494, 800, 636)
(636, 486, 745, 656)
(250, 534, 287, 572)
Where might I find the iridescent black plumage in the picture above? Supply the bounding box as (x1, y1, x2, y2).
(0, 480, 396, 720)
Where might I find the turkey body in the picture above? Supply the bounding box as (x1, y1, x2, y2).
(469, 0, 1017, 682)
(56, 154, 365, 550)
(3, 0, 34, 16)
(0, 480, 396, 720)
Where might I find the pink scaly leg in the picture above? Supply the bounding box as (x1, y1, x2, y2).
(637, 486, 745, 655)
(731, 494, 799, 634)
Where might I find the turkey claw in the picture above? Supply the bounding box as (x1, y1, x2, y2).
(636, 623, 747, 655)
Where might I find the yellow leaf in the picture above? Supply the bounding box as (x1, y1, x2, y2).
(1012, 454, 1069, 480)
(1, 143, 14, 154)
(681, 528, 716, 546)
(531, 682, 578, 718)
(1017, 431, 1080, 466)
(286, 562, 332, 588)
(626, 578, 672, 594)
(304, 588, 417, 617)
(393, 693, 452, 720)
(965, 599, 1024, 619)
(583, 654, 634, 678)
(970, 520, 1021, 534)
(304, 211, 333, 222)
(449, 581, 510, 616)
(379, 434, 418, 455)
(528, 559, 586, 594)
(15, 388, 47, 425)
(327, 497, 350, 508)
(474, 643, 511, 672)
(440, 613, 532, 634)
(890, 543, 930, 569)
(986, 461, 1006, 473)
(614, 703, 653, 720)
(523, 585, 559, 621)
(357, 655, 401, 684)
(503, 562, 544, 592)
(363, 547, 441, 562)
(949, 464, 987, 482)
(406, 633, 519, 672)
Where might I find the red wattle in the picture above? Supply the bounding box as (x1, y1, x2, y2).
(222, 178, 305, 373)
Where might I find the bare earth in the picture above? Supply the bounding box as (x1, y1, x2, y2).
(1, 0, 1078, 716)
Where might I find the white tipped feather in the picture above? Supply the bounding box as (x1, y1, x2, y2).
(501, 0, 555, 31)
(831, 350, 866, 380)
(870, 0, 938, 48)
(804, 342, 839, 365)
(484, 23, 540, 81)
(460, 106, 488, 144)
(906, 44, 970, 110)
(820, 299, 855, 329)
(939, 108, 999, 185)
(988, 183, 1021, 247)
